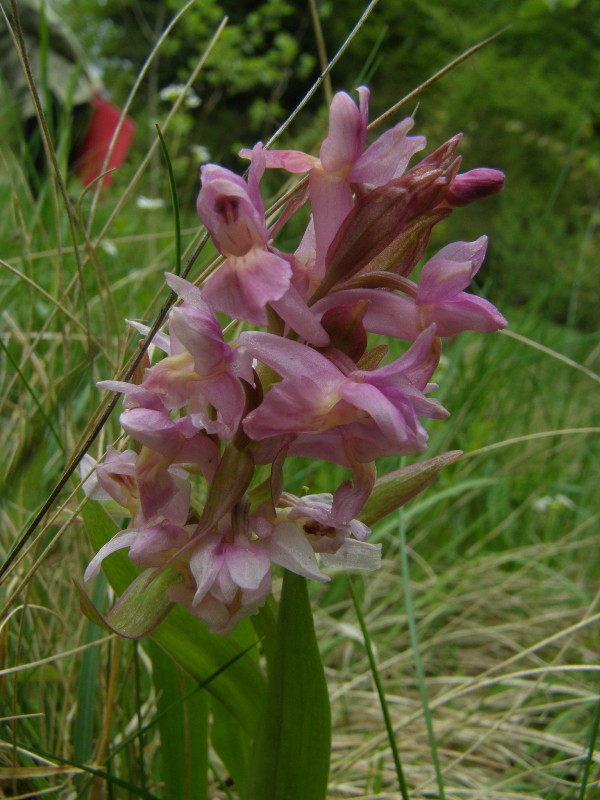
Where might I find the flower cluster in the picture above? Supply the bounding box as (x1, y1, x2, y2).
(83, 87, 506, 635)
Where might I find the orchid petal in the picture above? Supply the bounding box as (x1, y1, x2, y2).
(239, 331, 340, 383)
(126, 320, 171, 354)
(226, 546, 271, 591)
(197, 165, 266, 256)
(79, 454, 111, 501)
(189, 536, 224, 603)
(309, 172, 354, 269)
(202, 249, 292, 326)
(352, 118, 426, 185)
(267, 522, 329, 582)
(422, 294, 508, 336)
(249, 148, 319, 173)
(84, 531, 139, 582)
(97, 380, 167, 412)
(271, 283, 330, 347)
(320, 539, 382, 571)
(313, 288, 421, 341)
(320, 90, 367, 172)
(165, 272, 209, 310)
(417, 237, 488, 301)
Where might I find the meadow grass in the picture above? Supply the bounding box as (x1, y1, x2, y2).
(1, 20, 599, 799)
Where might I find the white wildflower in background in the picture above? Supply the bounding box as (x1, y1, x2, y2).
(136, 196, 165, 210)
(533, 494, 576, 513)
(159, 83, 202, 108)
(100, 240, 118, 257)
(190, 144, 211, 163)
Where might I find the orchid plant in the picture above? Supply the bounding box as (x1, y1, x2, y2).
(80, 86, 506, 798)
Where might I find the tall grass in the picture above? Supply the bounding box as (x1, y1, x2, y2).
(1, 7, 599, 798)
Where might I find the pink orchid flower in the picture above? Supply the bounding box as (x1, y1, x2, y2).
(102, 278, 253, 440)
(151, 274, 253, 437)
(80, 448, 137, 508)
(84, 519, 192, 583)
(105, 404, 218, 523)
(413, 237, 508, 336)
(312, 237, 507, 340)
(279, 492, 369, 553)
(241, 327, 446, 465)
(80, 446, 192, 527)
(169, 511, 330, 633)
(197, 147, 328, 345)
(242, 87, 426, 269)
(197, 156, 291, 325)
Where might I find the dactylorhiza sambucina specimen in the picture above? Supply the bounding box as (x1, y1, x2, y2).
(81, 87, 506, 636)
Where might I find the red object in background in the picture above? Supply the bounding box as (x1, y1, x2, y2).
(72, 95, 135, 188)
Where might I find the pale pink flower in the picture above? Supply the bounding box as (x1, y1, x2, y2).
(241, 327, 446, 465)
(242, 87, 425, 270)
(197, 147, 328, 345)
(84, 520, 192, 583)
(311, 237, 507, 340)
(174, 512, 330, 633)
(196, 148, 292, 326)
(413, 237, 508, 336)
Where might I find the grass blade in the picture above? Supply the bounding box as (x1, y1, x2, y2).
(397, 510, 446, 799)
(348, 578, 410, 800)
(576, 685, 600, 800)
(155, 123, 182, 275)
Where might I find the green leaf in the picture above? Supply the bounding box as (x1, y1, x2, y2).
(211, 696, 251, 795)
(244, 571, 331, 800)
(80, 498, 265, 737)
(148, 642, 209, 800)
(358, 451, 462, 527)
(73, 572, 106, 798)
(151, 607, 265, 738)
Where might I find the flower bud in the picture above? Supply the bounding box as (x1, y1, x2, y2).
(445, 168, 505, 207)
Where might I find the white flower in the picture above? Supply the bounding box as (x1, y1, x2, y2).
(159, 83, 202, 108)
(159, 83, 187, 102)
(101, 240, 118, 257)
(184, 91, 202, 109)
(136, 195, 165, 210)
(189, 144, 211, 163)
(533, 494, 575, 513)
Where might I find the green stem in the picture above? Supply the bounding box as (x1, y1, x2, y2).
(349, 578, 410, 800)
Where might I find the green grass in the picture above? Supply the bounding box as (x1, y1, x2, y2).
(1, 10, 599, 799)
